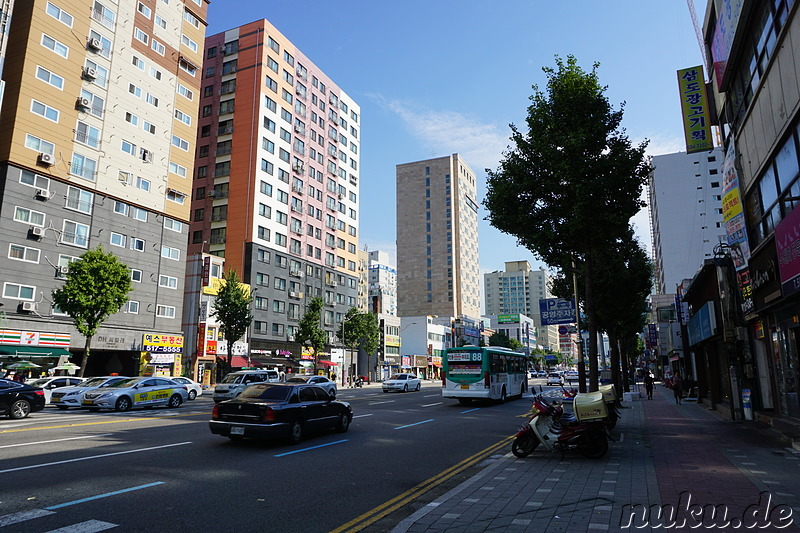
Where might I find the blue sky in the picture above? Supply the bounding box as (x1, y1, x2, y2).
(206, 1, 707, 276)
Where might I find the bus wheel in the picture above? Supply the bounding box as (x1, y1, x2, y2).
(500, 387, 507, 403)
(457, 398, 471, 406)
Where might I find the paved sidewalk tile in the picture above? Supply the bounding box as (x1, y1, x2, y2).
(393, 384, 800, 532)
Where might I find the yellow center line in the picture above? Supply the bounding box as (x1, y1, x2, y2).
(330, 436, 513, 533)
(0, 412, 209, 434)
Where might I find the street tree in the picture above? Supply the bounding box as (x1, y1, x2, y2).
(488, 331, 513, 348)
(211, 270, 253, 376)
(336, 308, 381, 379)
(296, 297, 327, 369)
(51, 247, 132, 378)
(484, 55, 651, 391)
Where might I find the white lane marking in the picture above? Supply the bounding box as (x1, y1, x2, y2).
(423, 394, 439, 398)
(0, 442, 191, 474)
(0, 433, 113, 449)
(352, 414, 373, 419)
(421, 402, 443, 407)
(368, 400, 395, 405)
(45, 520, 118, 532)
(0, 509, 55, 527)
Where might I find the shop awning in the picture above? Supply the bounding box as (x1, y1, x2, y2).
(318, 360, 338, 367)
(0, 346, 73, 358)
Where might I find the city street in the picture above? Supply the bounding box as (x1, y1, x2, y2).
(0, 380, 548, 532)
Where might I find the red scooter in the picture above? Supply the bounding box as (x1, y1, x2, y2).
(512, 393, 609, 459)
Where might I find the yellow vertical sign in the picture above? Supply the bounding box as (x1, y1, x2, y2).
(677, 66, 714, 154)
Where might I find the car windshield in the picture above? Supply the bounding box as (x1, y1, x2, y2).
(80, 378, 108, 387)
(105, 378, 141, 388)
(27, 378, 50, 387)
(221, 374, 243, 384)
(389, 374, 406, 380)
(286, 377, 309, 383)
(239, 384, 291, 401)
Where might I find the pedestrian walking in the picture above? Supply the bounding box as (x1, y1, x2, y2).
(672, 371, 683, 404)
(644, 371, 654, 400)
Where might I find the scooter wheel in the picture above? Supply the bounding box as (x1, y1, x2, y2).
(512, 434, 539, 458)
(578, 431, 608, 459)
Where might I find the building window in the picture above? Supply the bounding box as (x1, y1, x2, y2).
(8, 244, 40, 264)
(156, 305, 176, 318)
(161, 245, 180, 261)
(41, 33, 68, 58)
(61, 220, 90, 247)
(3, 283, 35, 300)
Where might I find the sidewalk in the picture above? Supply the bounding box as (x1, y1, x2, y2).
(392, 383, 800, 532)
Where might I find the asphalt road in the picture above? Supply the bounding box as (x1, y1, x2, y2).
(0, 380, 564, 532)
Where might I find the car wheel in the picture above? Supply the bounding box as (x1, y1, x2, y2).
(415, 383, 420, 392)
(288, 420, 303, 444)
(168, 394, 183, 408)
(115, 396, 132, 412)
(329, 388, 336, 399)
(9, 399, 31, 419)
(403, 384, 408, 392)
(336, 413, 350, 433)
(188, 390, 197, 401)
(57, 405, 69, 410)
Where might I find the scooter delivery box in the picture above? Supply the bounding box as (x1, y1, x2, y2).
(573, 391, 608, 422)
(599, 384, 617, 403)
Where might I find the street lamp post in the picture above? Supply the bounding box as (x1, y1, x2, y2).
(246, 287, 258, 368)
(340, 313, 357, 388)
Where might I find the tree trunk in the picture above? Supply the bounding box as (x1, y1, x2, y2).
(78, 335, 92, 378)
(608, 330, 621, 398)
(584, 255, 599, 392)
(620, 338, 631, 392)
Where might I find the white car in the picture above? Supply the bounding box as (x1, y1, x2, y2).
(26, 376, 85, 404)
(382, 373, 421, 393)
(50, 376, 130, 409)
(285, 375, 337, 397)
(546, 373, 564, 386)
(169, 376, 202, 400)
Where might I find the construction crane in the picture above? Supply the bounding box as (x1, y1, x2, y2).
(686, 0, 710, 74)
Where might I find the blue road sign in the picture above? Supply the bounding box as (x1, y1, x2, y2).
(539, 298, 577, 325)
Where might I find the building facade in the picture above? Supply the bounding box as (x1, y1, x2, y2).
(367, 249, 396, 316)
(689, 0, 800, 426)
(0, 0, 207, 375)
(187, 19, 361, 372)
(484, 261, 558, 350)
(649, 149, 726, 293)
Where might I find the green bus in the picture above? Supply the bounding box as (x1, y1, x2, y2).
(442, 346, 528, 404)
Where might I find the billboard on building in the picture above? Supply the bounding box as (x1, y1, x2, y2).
(710, 0, 744, 89)
(677, 66, 714, 154)
(775, 204, 800, 297)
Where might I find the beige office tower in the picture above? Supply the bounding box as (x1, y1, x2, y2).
(396, 154, 480, 321)
(0, 0, 207, 376)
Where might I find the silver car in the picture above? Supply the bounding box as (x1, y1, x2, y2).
(382, 373, 421, 393)
(50, 376, 129, 409)
(285, 375, 337, 397)
(81, 377, 188, 412)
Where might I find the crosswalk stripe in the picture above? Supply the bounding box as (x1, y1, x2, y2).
(0, 509, 55, 527)
(45, 520, 118, 532)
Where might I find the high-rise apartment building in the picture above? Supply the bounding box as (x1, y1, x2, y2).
(649, 148, 725, 293)
(0, 0, 207, 375)
(188, 19, 360, 369)
(484, 261, 558, 350)
(368, 249, 396, 316)
(396, 154, 480, 321)
(0, 0, 15, 112)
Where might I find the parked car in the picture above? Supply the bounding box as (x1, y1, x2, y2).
(168, 376, 203, 400)
(81, 377, 188, 412)
(546, 372, 564, 386)
(26, 376, 85, 404)
(0, 378, 45, 419)
(50, 376, 129, 410)
(285, 375, 337, 397)
(213, 370, 280, 403)
(382, 373, 421, 393)
(209, 383, 352, 444)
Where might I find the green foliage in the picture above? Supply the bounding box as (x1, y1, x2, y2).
(336, 308, 380, 356)
(509, 338, 523, 350)
(51, 247, 132, 377)
(488, 331, 512, 348)
(483, 55, 652, 391)
(296, 297, 327, 364)
(211, 270, 253, 367)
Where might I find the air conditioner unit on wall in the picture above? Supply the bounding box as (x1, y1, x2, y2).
(38, 153, 54, 166)
(21, 302, 36, 312)
(87, 38, 102, 51)
(30, 226, 44, 238)
(58, 266, 70, 275)
(76, 97, 91, 110)
(82, 67, 97, 81)
(35, 188, 53, 200)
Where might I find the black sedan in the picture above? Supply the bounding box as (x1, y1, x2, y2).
(0, 379, 46, 419)
(209, 383, 352, 444)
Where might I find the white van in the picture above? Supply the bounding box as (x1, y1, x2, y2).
(212, 370, 280, 403)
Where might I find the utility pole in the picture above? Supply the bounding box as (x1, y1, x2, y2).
(573, 261, 586, 393)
